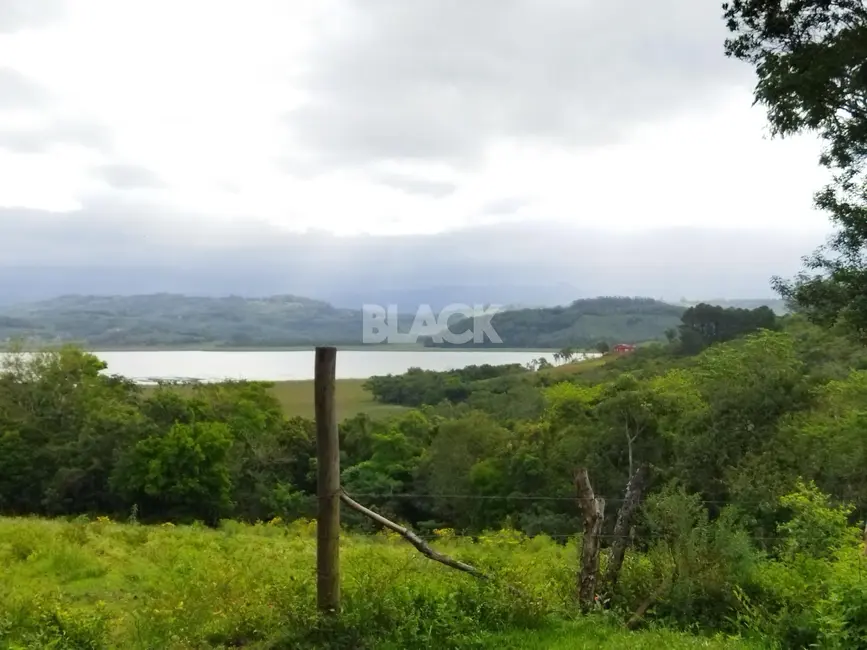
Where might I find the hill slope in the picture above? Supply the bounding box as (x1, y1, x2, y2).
(0, 294, 686, 349)
(0, 294, 392, 348)
(424, 296, 685, 348)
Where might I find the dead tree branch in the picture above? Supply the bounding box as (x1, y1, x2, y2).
(340, 491, 531, 599)
(626, 566, 675, 630)
(604, 464, 649, 594)
(340, 490, 488, 579)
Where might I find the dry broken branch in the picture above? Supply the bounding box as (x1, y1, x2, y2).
(626, 567, 675, 630)
(604, 464, 649, 594)
(340, 490, 489, 580)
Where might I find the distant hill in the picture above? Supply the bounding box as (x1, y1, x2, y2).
(2, 294, 745, 351)
(322, 283, 581, 312)
(423, 296, 685, 349)
(0, 294, 417, 349)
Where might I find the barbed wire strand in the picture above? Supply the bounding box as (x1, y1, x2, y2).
(345, 492, 794, 506)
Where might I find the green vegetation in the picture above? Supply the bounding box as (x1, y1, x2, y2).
(3, 299, 867, 647)
(425, 297, 685, 348)
(2, 3, 866, 646)
(677, 302, 779, 353)
(724, 0, 867, 336)
(0, 517, 762, 649)
(488, 621, 763, 649)
(677, 298, 788, 314)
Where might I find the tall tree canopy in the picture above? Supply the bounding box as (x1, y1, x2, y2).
(723, 0, 867, 334)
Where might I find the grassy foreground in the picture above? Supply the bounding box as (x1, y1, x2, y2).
(0, 517, 763, 649)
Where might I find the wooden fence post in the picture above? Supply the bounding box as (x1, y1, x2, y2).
(315, 346, 340, 614)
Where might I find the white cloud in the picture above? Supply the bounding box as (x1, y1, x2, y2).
(0, 0, 833, 241)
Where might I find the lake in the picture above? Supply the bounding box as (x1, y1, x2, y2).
(85, 350, 587, 383)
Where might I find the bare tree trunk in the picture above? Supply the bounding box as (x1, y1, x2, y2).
(575, 468, 605, 611)
(627, 433, 634, 478)
(604, 464, 649, 595)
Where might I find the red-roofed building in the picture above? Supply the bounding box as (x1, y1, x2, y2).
(612, 344, 636, 354)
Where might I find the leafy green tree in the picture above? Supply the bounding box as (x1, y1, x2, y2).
(777, 479, 858, 561)
(724, 0, 867, 334)
(678, 303, 778, 354)
(775, 371, 867, 508)
(113, 422, 234, 524)
(230, 415, 316, 521)
(0, 347, 144, 515)
(674, 330, 806, 501)
(419, 411, 511, 530)
(595, 374, 658, 478)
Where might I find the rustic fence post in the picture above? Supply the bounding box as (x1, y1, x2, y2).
(576, 467, 605, 611)
(315, 346, 340, 614)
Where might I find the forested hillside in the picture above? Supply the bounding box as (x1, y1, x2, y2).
(0, 294, 413, 348)
(425, 296, 685, 348)
(0, 293, 689, 349)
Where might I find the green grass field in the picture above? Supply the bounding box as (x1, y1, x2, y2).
(146, 378, 408, 421)
(542, 354, 612, 379)
(0, 517, 764, 649)
(267, 378, 408, 420)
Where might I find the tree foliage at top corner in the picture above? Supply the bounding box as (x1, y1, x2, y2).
(723, 0, 867, 336)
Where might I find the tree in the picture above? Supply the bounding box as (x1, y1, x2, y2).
(678, 303, 778, 353)
(596, 341, 611, 354)
(723, 0, 867, 335)
(113, 422, 234, 524)
(595, 374, 657, 478)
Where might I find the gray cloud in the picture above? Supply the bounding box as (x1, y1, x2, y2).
(0, 0, 64, 33)
(0, 68, 48, 107)
(286, 0, 751, 168)
(481, 196, 533, 215)
(96, 164, 165, 189)
(0, 118, 112, 154)
(0, 200, 827, 307)
(371, 172, 457, 197)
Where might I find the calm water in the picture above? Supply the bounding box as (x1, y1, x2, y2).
(85, 350, 584, 383)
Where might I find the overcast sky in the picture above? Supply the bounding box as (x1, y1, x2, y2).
(0, 0, 834, 301)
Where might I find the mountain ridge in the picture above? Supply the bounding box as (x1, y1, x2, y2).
(0, 293, 787, 349)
